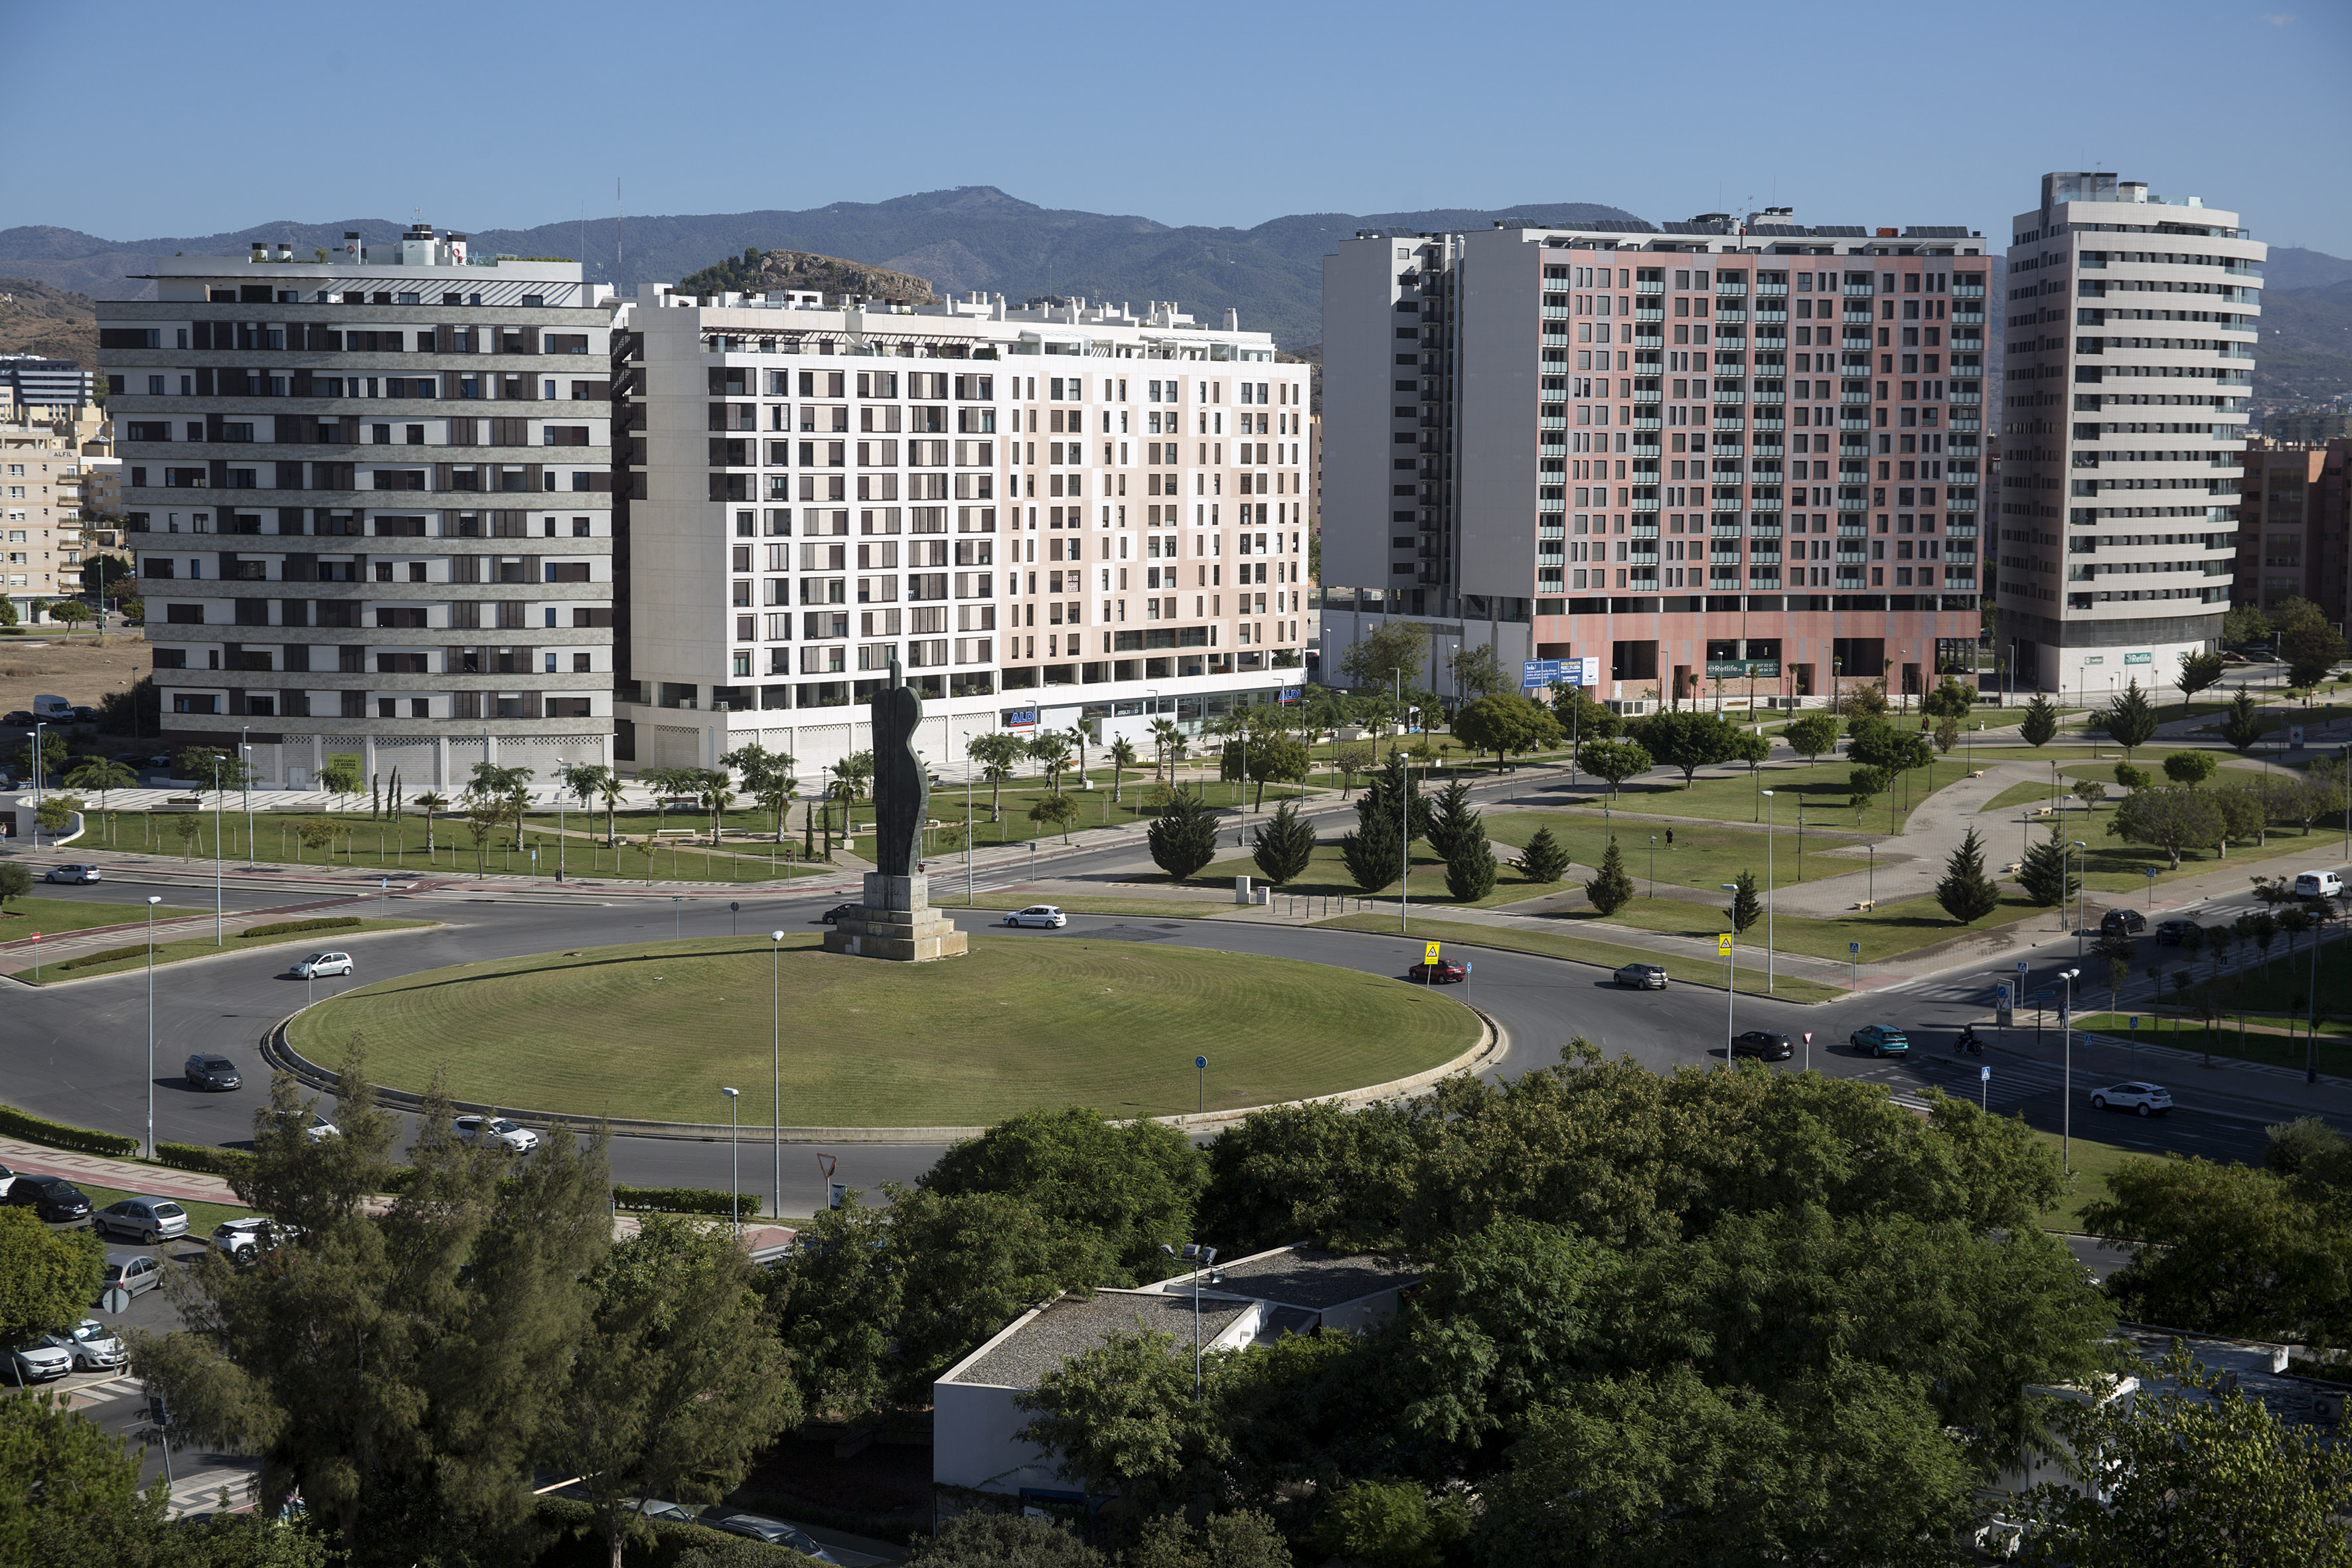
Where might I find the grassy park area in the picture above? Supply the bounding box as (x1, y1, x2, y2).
(0, 896, 202, 937)
(1312, 911, 1842, 1003)
(288, 935, 1482, 1126)
(1591, 890, 2049, 965)
(1555, 759, 1967, 833)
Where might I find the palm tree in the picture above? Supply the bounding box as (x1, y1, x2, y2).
(698, 769, 736, 842)
(412, 791, 450, 855)
(969, 733, 1026, 824)
(1107, 737, 1137, 806)
(64, 755, 135, 811)
(827, 759, 871, 854)
(1148, 717, 1182, 782)
(642, 765, 698, 846)
(1027, 732, 1072, 794)
(1063, 725, 1092, 791)
(595, 770, 627, 846)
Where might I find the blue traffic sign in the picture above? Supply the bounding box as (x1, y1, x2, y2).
(1194, 1055, 1208, 1069)
(1849, 941, 1861, 955)
(1980, 1065, 1992, 1081)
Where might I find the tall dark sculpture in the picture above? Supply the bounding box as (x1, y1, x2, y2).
(821, 658, 967, 961)
(871, 660, 927, 878)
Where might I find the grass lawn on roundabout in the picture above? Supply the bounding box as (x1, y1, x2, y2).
(287, 933, 1482, 1127)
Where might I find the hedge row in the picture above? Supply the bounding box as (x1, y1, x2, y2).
(156, 1142, 256, 1180)
(56, 943, 152, 972)
(240, 917, 364, 940)
(612, 1185, 749, 1217)
(0, 1103, 140, 1158)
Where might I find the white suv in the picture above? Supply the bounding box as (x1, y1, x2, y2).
(453, 1115, 540, 1154)
(291, 951, 354, 978)
(2090, 1081, 2173, 1117)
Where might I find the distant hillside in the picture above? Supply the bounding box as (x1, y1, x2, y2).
(2267, 246, 2352, 293)
(676, 246, 935, 306)
(0, 187, 1647, 348)
(2256, 277, 2352, 404)
(0, 276, 98, 366)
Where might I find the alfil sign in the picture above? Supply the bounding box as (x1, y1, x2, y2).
(1523, 656, 1601, 694)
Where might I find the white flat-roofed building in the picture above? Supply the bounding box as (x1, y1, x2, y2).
(97, 228, 616, 789)
(613, 287, 1310, 777)
(1996, 174, 2260, 696)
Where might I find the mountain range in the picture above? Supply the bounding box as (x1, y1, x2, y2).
(3, 189, 2346, 403)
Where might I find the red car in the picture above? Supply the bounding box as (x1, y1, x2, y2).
(1408, 958, 1467, 984)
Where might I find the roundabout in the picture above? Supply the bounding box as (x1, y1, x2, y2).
(281, 933, 1485, 1129)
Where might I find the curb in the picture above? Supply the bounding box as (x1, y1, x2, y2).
(260, 991, 1504, 1146)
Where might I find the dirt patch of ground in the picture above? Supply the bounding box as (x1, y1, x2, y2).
(0, 631, 146, 720)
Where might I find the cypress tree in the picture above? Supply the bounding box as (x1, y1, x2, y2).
(2020, 692, 2059, 747)
(1518, 824, 1571, 884)
(1340, 807, 1403, 892)
(1445, 827, 1497, 902)
(1250, 799, 1316, 886)
(1585, 838, 1635, 915)
(1934, 826, 2004, 923)
(1425, 778, 1477, 861)
(2016, 826, 2077, 908)
(1363, 752, 1431, 844)
(1146, 786, 1222, 881)
(1726, 869, 1763, 933)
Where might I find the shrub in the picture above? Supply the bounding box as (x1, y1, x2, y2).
(55, 943, 151, 972)
(0, 1103, 139, 1158)
(155, 1142, 256, 1180)
(238, 916, 365, 939)
(611, 1184, 750, 1217)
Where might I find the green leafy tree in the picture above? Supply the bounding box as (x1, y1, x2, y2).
(1630, 710, 1743, 788)
(1919, 675, 1975, 718)
(1014, 1328, 1227, 1517)
(2282, 613, 2349, 690)
(1847, 763, 1889, 815)
(2161, 749, 2217, 786)
(2020, 692, 2061, 746)
(554, 1214, 798, 1568)
(1724, 868, 1762, 933)
(1028, 791, 1079, 844)
(1518, 825, 1570, 884)
(46, 598, 92, 635)
(0, 1390, 168, 1564)
(2015, 1346, 2352, 1568)
(1242, 732, 1309, 808)
(63, 755, 134, 810)
(1338, 619, 1432, 693)
(919, 1105, 1206, 1287)
(1585, 838, 1635, 916)
(1127, 1508, 1292, 1568)
(1316, 1480, 1469, 1568)
(2223, 603, 2273, 646)
(1147, 785, 1222, 882)
(1444, 821, 1497, 902)
(906, 1513, 1107, 1567)
(315, 755, 361, 799)
(2100, 678, 2160, 756)
(1249, 799, 1315, 886)
(2108, 783, 2221, 870)
(1934, 826, 2003, 923)
(2112, 759, 2151, 792)
(0, 861, 31, 911)
(1783, 712, 1840, 765)
(2174, 647, 2227, 716)
(2219, 688, 2266, 752)
(1446, 641, 1506, 699)
(1548, 682, 1621, 742)
(2017, 828, 2078, 909)
(1450, 692, 1562, 771)
(2073, 778, 2108, 813)
(1575, 738, 1652, 802)
(0, 1206, 104, 1344)
(11, 729, 66, 785)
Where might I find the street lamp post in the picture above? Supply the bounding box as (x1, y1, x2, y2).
(672, 895, 682, 942)
(1648, 834, 1656, 897)
(240, 725, 255, 871)
(771, 929, 785, 1217)
(145, 895, 161, 1158)
(1159, 1243, 1219, 1398)
(211, 754, 224, 945)
(2072, 842, 2088, 960)
(1396, 669, 1410, 933)
(722, 1087, 741, 1235)
(1760, 789, 1776, 993)
(2059, 967, 2080, 1172)
(1719, 883, 1739, 1067)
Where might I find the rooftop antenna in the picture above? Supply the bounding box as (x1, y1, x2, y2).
(616, 178, 624, 292)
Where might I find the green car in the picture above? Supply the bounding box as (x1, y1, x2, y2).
(1849, 1024, 1911, 1058)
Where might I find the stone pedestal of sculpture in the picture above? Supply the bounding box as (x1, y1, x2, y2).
(821, 662, 969, 963)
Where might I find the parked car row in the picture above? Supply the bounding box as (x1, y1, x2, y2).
(627, 1500, 840, 1563)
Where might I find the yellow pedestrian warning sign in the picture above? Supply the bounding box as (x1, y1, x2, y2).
(1425, 941, 1441, 963)
(1717, 933, 1733, 955)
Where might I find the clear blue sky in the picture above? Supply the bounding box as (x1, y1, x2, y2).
(25, 0, 2352, 255)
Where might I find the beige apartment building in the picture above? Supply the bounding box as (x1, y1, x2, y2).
(1996, 173, 2260, 695)
(613, 287, 1310, 775)
(0, 417, 88, 621)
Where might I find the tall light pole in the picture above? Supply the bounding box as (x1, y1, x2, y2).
(2059, 967, 2080, 1172)
(2071, 842, 2088, 961)
(239, 724, 254, 871)
(770, 929, 785, 1218)
(1760, 789, 1776, 992)
(29, 720, 43, 846)
(1719, 882, 1739, 1067)
(722, 1087, 741, 1235)
(1159, 1242, 1218, 1398)
(1395, 668, 1409, 933)
(211, 753, 224, 945)
(672, 895, 682, 943)
(145, 895, 161, 1158)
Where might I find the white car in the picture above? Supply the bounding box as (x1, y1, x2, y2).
(95, 1196, 189, 1245)
(291, 951, 354, 978)
(2090, 1081, 2173, 1117)
(42, 863, 101, 884)
(304, 1113, 341, 1142)
(9, 1340, 72, 1383)
(209, 1217, 305, 1263)
(1003, 905, 1068, 929)
(41, 1319, 126, 1372)
(453, 1115, 540, 1154)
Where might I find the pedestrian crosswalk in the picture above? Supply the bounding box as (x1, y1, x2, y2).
(1878, 1053, 2080, 1115)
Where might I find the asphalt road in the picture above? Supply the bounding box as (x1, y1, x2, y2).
(6, 845, 2331, 1217)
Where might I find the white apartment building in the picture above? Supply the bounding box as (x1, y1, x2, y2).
(1997, 173, 2260, 696)
(98, 229, 617, 788)
(613, 288, 1310, 777)
(0, 434, 86, 620)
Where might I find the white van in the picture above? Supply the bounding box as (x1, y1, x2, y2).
(31, 694, 72, 720)
(2293, 870, 2344, 898)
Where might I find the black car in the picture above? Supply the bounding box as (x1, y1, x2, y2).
(1, 711, 31, 728)
(1731, 1030, 1795, 1061)
(821, 903, 860, 925)
(185, 1053, 243, 1091)
(2154, 919, 2202, 945)
(2100, 908, 2147, 937)
(7, 1176, 93, 1224)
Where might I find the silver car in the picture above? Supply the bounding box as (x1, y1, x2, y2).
(1003, 904, 1067, 929)
(709, 1514, 840, 1563)
(96, 1196, 189, 1245)
(291, 951, 354, 978)
(41, 1319, 126, 1372)
(101, 1253, 165, 1299)
(9, 1340, 72, 1383)
(454, 1115, 540, 1154)
(2090, 1081, 2173, 1117)
(42, 863, 101, 884)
